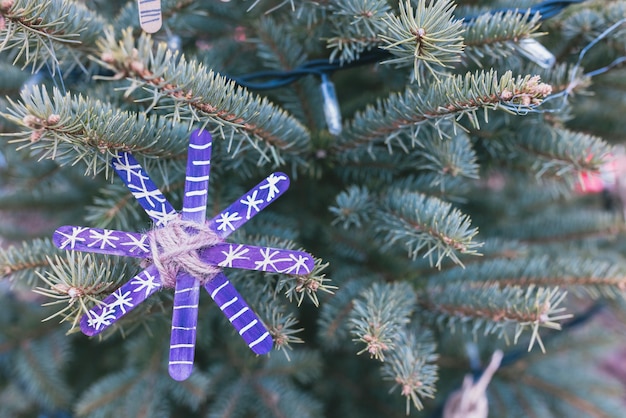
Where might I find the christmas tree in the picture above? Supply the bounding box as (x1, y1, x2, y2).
(1, 0, 626, 416)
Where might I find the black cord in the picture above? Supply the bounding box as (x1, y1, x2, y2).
(231, 0, 587, 90)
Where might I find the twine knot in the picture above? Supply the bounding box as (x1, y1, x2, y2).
(148, 218, 223, 288)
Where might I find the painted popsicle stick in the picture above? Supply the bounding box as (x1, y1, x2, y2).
(204, 244, 314, 274)
(137, 0, 162, 33)
(169, 272, 200, 381)
(207, 172, 290, 239)
(112, 152, 177, 226)
(204, 272, 273, 354)
(54, 225, 314, 275)
(80, 264, 162, 336)
(53, 226, 149, 257)
(169, 129, 212, 381)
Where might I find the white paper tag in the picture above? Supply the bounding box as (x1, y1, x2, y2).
(137, 0, 162, 33)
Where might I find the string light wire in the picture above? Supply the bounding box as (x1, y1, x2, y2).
(231, 0, 588, 90)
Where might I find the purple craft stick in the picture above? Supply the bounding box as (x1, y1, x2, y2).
(204, 272, 273, 354)
(80, 264, 162, 336)
(53, 226, 149, 257)
(112, 152, 177, 226)
(169, 129, 212, 381)
(203, 244, 314, 274)
(54, 226, 314, 275)
(207, 172, 290, 239)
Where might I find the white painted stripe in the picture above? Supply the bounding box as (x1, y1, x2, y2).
(185, 190, 208, 197)
(210, 280, 230, 298)
(169, 361, 194, 365)
(229, 306, 249, 322)
(220, 296, 238, 310)
(173, 304, 198, 309)
(248, 332, 270, 348)
(172, 326, 196, 330)
(187, 175, 210, 181)
(170, 344, 195, 348)
(182, 206, 205, 213)
(192, 160, 211, 166)
(175, 287, 196, 294)
(239, 319, 258, 335)
(189, 142, 211, 150)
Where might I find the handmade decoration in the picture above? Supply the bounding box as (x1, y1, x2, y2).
(53, 129, 314, 380)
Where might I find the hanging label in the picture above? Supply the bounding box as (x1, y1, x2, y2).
(137, 0, 162, 33)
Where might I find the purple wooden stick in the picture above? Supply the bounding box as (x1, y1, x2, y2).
(204, 272, 273, 354)
(207, 172, 290, 239)
(80, 264, 162, 336)
(112, 152, 177, 226)
(205, 244, 314, 274)
(53, 226, 149, 257)
(169, 129, 212, 381)
(53, 226, 314, 274)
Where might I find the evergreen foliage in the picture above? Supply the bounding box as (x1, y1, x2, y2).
(1, 0, 626, 417)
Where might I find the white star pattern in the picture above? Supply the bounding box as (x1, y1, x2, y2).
(146, 205, 178, 226)
(57, 226, 88, 249)
(215, 211, 243, 232)
(282, 254, 312, 275)
(128, 182, 168, 208)
(218, 244, 250, 267)
(130, 271, 161, 298)
(121, 233, 149, 254)
(259, 173, 287, 202)
(254, 247, 291, 271)
(108, 288, 134, 314)
(240, 190, 263, 220)
(88, 229, 120, 250)
(86, 306, 117, 331)
(113, 154, 143, 183)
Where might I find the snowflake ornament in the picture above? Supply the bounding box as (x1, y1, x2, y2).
(52, 129, 314, 381)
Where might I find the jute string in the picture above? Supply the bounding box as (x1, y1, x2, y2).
(148, 218, 223, 288)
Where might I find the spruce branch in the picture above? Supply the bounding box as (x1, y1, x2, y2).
(409, 128, 479, 185)
(334, 70, 552, 155)
(496, 209, 621, 243)
(376, 189, 481, 267)
(12, 330, 72, 409)
(422, 284, 570, 352)
(0, 0, 105, 73)
(262, 349, 322, 385)
(329, 185, 375, 229)
(1, 86, 192, 177)
(33, 251, 127, 333)
(349, 282, 416, 361)
(380, 0, 464, 84)
(95, 29, 311, 167)
(463, 10, 542, 67)
(278, 258, 334, 307)
(253, 293, 304, 358)
(512, 125, 611, 180)
(428, 256, 626, 300)
(381, 328, 438, 413)
(326, 0, 391, 63)
(317, 279, 364, 349)
(0, 238, 60, 285)
(74, 324, 211, 416)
